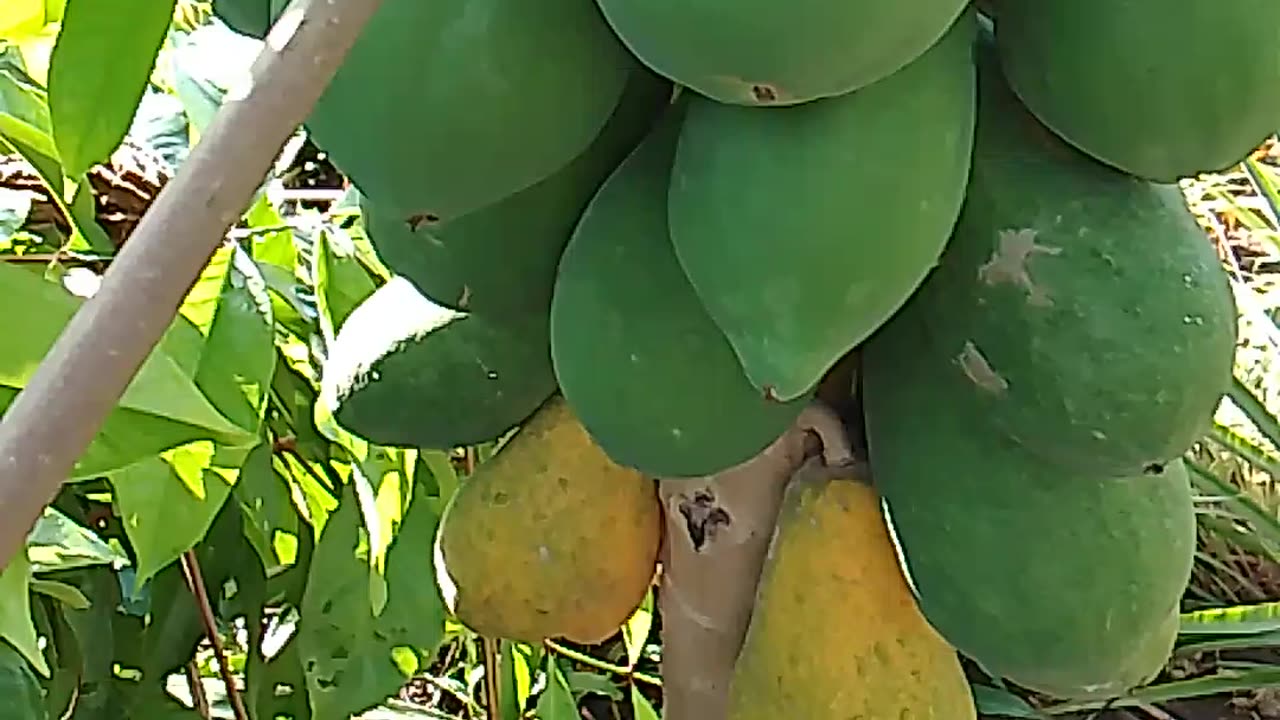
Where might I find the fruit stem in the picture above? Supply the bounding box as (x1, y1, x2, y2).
(542, 639, 663, 687)
(656, 399, 849, 720)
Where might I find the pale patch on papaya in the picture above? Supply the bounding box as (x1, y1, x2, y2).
(977, 228, 1062, 307)
(957, 341, 1008, 394)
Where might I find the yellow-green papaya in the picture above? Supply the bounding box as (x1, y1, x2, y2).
(433, 395, 661, 644)
(726, 460, 976, 720)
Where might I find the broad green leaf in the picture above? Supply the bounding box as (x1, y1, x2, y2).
(0, 261, 254, 478)
(182, 242, 277, 432)
(297, 486, 447, 719)
(236, 442, 299, 573)
(0, 553, 49, 676)
(0, 639, 47, 720)
(25, 505, 127, 573)
(535, 657, 579, 720)
(46, 0, 177, 176)
(1045, 669, 1280, 714)
(313, 224, 378, 343)
(631, 686, 659, 720)
(108, 441, 243, 587)
(0, 65, 55, 157)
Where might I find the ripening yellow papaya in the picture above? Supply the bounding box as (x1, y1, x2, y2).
(432, 395, 662, 644)
(726, 460, 976, 720)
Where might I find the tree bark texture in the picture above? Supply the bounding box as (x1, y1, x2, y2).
(657, 400, 854, 720)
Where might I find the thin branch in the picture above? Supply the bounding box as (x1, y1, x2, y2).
(543, 638, 663, 687)
(184, 661, 212, 720)
(0, 0, 386, 571)
(181, 550, 249, 720)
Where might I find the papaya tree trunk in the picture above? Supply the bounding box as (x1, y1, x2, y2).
(656, 400, 853, 720)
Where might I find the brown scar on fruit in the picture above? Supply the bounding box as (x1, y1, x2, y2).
(711, 75, 789, 105)
(406, 212, 440, 231)
(958, 341, 1009, 394)
(978, 228, 1062, 307)
(676, 489, 731, 552)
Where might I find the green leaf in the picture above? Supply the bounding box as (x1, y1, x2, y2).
(535, 657, 579, 720)
(29, 578, 90, 610)
(0, 638, 47, 720)
(971, 684, 1044, 718)
(236, 442, 299, 573)
(25, 505, 127, 573)
(1044, 669, 1280, 714)
(297, 484, 447, 719)
(631, 685, 659, 720)
(183, 242, 277, 432)
(1181, 601, 1280, 636)
(0, 65, 55, 157)
(46, 0, 177, 176)
(623, 589, 654, 669)
(0, 261, 255, 478)
(108, 441, 241, 587)
(313, 224, 378, 344)
(0, 553, 49, 676)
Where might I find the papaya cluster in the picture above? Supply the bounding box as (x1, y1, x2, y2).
(216, 0, 1266, 713)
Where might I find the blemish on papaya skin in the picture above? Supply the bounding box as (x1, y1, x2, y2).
(406, 212, 440, 231)
(710, 75, 791, 105)
(978, 228, 1062, 307)
(457, 284, 471, 309)
(957, 341, 1009, 394)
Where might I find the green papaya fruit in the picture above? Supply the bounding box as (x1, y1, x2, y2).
(550, 101, 810, 478)
(304, 0, 638, 224)
(594, 0, 970, 106)
(897, 35, 1236, 477)
(359, 68, 672, 320)
(667, 10, 977, 402)
(211, 0, 287, 38)
(996, 0, 1280, 181)
(318, 276, 554, 449)
(862, 312, 1195, 701)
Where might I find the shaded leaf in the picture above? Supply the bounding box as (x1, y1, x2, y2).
(236, 442, 299, 573)
(25, 505, 127, 573)
(47, 0, 176, 175)
(297, 485, 447, 719)
(29, 578, 90, 610)
(535, 657, 578, 720)
(0, 639, 47, 720)
(972, 684, 1044, 718)
(0, 553, 48, 676)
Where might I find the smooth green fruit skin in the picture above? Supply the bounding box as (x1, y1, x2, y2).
(319, 277, 554, 449)
(667, 10, 976, 402)
(997, 0, 1280, 182)
(863, 313, 1195, 701)
(901, 38, 1237, 478)
(304, 0, 636, 223)
(359, 69, 671, 320)
(594, 0, 969, 106)
(550, 102, 810, 478)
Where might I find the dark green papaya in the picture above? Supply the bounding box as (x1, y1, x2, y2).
(896, 37, 1237, 477)
(318, 277, 555, 449)
(997, 0, 1280, 181)
(594, 0, 969, 106)
(549, 101, 810, 478)
(666, 10, 976, 402)
(359, 68, 671, 320)
(211, 0, 287, 38)
(304, 0, 638, 225)
(861, 311, 1195, 701)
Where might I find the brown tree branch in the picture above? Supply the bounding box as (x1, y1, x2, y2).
(657, 399, 852, 720)
(0, 0, 385, 571)
(181, 550, 249, 720)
